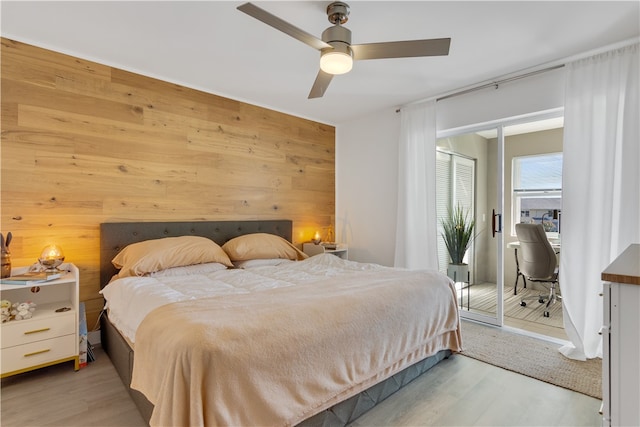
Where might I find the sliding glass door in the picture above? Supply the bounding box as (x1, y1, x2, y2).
(437, 126, 504, 326)
(436, 110, 565, 330)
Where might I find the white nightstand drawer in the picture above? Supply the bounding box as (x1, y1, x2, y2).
(1, 263, 79, 378)
(1, 312, 76, 349)
(1, 334, 77, 375)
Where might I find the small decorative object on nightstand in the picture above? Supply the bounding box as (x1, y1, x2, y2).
(0, 263, 80, 378)
(303, 242, 348, 260)
(38, 244, 65, 272)
(1, 232, 12, 278)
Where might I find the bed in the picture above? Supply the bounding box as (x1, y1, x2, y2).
(99, 220, 462, 426)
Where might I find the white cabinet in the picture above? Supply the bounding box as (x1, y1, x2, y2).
(303, 243, 348, 259)
(601, 244, 640, 427)
(1, 263, 79, 377)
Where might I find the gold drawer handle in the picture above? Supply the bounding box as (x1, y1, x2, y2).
(24, 349, 50, 357)
(24, 328, 51, 335)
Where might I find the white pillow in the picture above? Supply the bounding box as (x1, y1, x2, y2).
(149, 262, 229, 277)
(233, 258, 295, 269)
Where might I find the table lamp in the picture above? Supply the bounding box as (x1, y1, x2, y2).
(39, 244, 65, 271)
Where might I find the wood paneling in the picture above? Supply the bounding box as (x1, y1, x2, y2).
(0, 38, 335, 329)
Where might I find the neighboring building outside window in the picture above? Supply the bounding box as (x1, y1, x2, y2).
(512, 152, 562, 235)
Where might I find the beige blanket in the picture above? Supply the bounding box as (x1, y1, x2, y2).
(130, 267, 461, 426)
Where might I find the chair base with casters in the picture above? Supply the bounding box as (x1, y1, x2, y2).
(519, 275, 560, 317)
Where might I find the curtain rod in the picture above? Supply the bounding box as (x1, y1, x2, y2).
(435, 64, 565, 102)
(396, 36, 640, 113)
(395, 64, 564, 113)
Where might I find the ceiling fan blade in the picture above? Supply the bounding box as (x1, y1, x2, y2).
(308, 70, 334, 99)
(351, 38, 451, 61)
(237, 3, 331, 51)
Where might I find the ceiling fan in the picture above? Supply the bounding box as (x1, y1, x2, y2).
(237, 2, 451, 99)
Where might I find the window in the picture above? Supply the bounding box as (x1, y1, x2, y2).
(512, 153, 562, 235)
(436, 151, 475, 275)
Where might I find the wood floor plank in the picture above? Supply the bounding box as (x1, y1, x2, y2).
(1, 349, 145, 427)
(461, 283, 568, 341)
(350, 356, 602, 427)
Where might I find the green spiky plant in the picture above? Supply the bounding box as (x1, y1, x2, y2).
(441, 204, 476, 265)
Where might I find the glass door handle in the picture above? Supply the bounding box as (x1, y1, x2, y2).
(492, 209, 502, 238)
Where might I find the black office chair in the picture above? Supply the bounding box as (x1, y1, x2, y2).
(515, 223, 560, 318)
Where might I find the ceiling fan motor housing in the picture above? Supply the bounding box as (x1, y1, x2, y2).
(322, 25, 351, 46)
(321, 25, 353, 68)
(323, 3, 352, 60)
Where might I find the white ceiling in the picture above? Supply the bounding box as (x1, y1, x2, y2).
(1, 1, 638, 126)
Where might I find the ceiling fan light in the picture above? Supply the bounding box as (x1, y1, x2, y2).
(320, 50, 353, 75)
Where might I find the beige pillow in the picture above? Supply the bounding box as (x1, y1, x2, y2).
(112, 236, 233, 278)
(222, 233, 308, 261)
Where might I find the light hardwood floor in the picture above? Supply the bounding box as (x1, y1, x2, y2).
(1, 346, 602, 426)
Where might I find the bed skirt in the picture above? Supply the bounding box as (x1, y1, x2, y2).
(101, 313, 452, 426)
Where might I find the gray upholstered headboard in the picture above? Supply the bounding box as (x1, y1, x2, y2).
(99, 220, 293, 287)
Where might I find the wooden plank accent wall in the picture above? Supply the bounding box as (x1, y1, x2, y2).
(0, 38, 335, 328)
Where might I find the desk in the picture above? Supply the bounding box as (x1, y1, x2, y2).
(507, 240, 561, 295)
(507, 241, 561, 250)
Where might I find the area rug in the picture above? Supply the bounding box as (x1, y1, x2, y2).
(460, 319, 602, 399)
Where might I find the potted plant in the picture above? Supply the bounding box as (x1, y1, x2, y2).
(441, 204, 476, 283)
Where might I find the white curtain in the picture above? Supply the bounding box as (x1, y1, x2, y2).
(394, 101, 439, 270)
(560, 43, 640, 360)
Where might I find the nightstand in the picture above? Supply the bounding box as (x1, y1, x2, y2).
(303, 243, 348, 260)
(1, 263, 79, 378)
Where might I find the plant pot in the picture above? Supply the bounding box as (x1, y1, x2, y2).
(447, 263, 469, 283)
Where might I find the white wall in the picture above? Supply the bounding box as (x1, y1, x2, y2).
(335, 108, 400, 266)
(337, 67, 565, 265)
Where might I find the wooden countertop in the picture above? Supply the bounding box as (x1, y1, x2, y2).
(601, 243, 640, 286)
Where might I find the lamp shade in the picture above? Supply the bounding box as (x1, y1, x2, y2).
(39, 244, 65, 270)
(320, 49, 353, 75)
